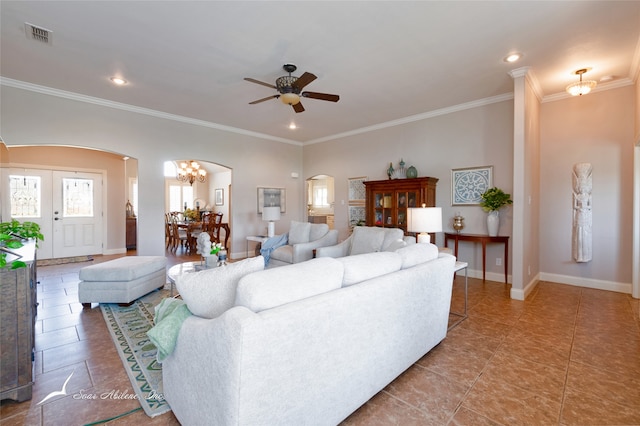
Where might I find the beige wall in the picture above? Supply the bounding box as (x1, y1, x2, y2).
(1, 85, 304, 258)
(304, 99, 515, 281)
(2, 82, 636, 294)
(540, 86, 635, 291)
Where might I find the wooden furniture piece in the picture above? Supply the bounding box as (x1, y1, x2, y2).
(443, 232, 509, 283)
(126, 217, 137, 250)
(364, 177, 438, 235)
(0, 241, 37, 402)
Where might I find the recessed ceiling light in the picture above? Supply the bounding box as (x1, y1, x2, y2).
(289, 123, 297, 130)
(504, 53, 522, 63)
(110, 77, 127, 85)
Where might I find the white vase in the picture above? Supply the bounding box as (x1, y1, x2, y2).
(204, 255, 218, 268)
(487, 210, 499, 236)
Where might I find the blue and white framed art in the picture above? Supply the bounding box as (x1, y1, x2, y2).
(451, 166, 493, 206)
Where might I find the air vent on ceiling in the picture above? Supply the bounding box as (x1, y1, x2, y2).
(25, 22, 53, 45)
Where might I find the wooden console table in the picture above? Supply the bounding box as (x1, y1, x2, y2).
(444, 233, 509, 283)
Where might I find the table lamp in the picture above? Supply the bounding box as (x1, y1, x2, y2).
(262, 206, 281, 238)
(407, 205, 442, 243)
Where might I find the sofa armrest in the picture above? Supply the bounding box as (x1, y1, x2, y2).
(163, 306, 255, 425)
(403, 235, 416, 244)
(316, 234, 352, 258)
(292, 229, 339, 263)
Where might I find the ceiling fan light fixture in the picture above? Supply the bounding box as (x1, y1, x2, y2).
(566, 68, 597, 96)
(280, 92, 300, 105)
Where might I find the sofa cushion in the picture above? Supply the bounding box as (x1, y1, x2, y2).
(289, 221, 311, 245)
(79, 256, 166, 281)
(337, 251, 403, 286)
(396, 243, 439, 269)
(269, 244, 293, 263)
(176, 256, 264, 319)
(384, 239, 407, 252)
(350, 226, 386, 255)
(309, 223, 329, 242)
(235, 258, 343, 312)
(381, 228, 406, 250)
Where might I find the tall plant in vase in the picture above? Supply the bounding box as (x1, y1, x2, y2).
(479, 187, 512, 236)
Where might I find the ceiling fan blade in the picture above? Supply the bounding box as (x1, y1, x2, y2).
(249, 95, 279, 104)
(244, 77, 276, 89)
(292, 102, 305, 113)
(292, 72, 317, 91)
(302, 91, 340, 102)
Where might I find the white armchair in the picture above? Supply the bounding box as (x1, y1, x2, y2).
(316, 226, 415, 258)
(269, 221, 339, 267)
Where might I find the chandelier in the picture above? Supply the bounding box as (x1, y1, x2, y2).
(176, 160, 206, 186)
(566, 68, 597, 96)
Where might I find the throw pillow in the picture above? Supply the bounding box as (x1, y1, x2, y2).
(350, 226, 386, 255)
(395, 243, 439, 269)
(235, 258, 344, 312)
(288, 220, 311, 245)
(337, 251, 402, 286)
(176, 256, 264, 319)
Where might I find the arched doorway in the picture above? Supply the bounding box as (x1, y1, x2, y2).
(164, 160, 232, 254)
(1, 144, 136, 260)
(306, 174, 335, 229)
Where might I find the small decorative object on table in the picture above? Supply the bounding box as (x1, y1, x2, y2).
(479, 187, 512, 236)
(387, 162, 394, 180)
(392, 159, 407, 179)
(217, 249, 228, 266)
(406, 165, 418, 179)
(453, 213, 465, 233)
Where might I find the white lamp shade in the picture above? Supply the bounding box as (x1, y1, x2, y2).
(407, 207, 442, 234)
(262, 206, 281, 221)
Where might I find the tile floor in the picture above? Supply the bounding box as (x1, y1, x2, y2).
(1, 251, 639, 425)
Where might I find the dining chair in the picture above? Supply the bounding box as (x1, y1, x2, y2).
(211, 212, 224, 244)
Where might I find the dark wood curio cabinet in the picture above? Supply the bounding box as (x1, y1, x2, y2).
(364, 177, 438, 235)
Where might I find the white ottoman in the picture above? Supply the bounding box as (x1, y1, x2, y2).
(79, 256, 167, 307)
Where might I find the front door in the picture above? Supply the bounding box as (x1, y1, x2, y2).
(8, 168, 103, 259)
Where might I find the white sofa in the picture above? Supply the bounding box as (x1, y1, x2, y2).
(162, 244, 455, 425)
(316, 225, 415, 258)
(268, 221, 338, 267)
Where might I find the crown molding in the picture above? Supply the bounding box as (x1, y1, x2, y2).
(0, 77, 302, 146)
(304, 93, 515, 145)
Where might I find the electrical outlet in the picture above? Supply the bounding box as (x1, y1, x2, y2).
(496, 258, 502, 266)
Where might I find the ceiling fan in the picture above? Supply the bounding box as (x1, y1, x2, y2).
(245, 64, 339, 113)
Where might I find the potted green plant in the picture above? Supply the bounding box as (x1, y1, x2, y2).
(0, 219, 44, 269)
(479, 187, 512, 236)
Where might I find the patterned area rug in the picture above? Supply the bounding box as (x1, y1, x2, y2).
(100, 289, 172, 417)
(37, 255, 94, 266)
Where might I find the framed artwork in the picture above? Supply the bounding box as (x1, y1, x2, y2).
(215, 188, 224, 206)
(348, 176, 367, 203)
(451, 166, 493, 206)
(257, 187, 286, 214)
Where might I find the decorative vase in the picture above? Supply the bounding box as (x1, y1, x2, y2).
(487, 210, 499, 236)
(204, 255, 218, 268)
(453, 214, 465, 233)
(406, 165, 418, 179)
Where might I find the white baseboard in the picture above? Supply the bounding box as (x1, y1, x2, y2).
(510, 273, 540, 301)
(103, 248, 127, 255)
(539, 272, 632, 294)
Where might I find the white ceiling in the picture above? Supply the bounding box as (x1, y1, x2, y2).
(1, 1, 639, 145)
